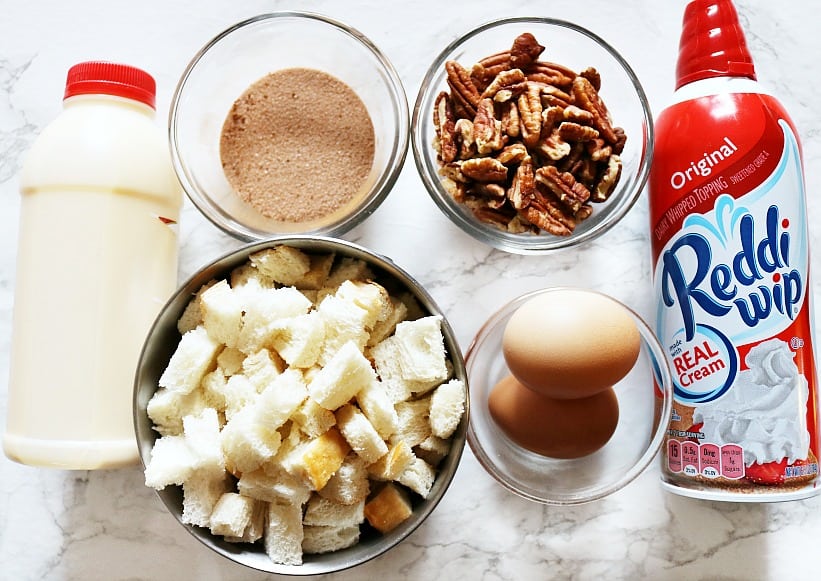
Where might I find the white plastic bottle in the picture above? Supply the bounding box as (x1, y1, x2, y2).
(4, 62, 182, 469)
(649, 1, 819, 500)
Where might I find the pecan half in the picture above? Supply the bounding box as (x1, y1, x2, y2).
(518, 83, 543, 147)
(496, 142, 529, 165)
(433, 91, 458, 164)
(500, 101, 520, 138)
(558, 121, 599, 142)
(507, 155, 536, 210)
(510, 33, 545, 69)
(520, 201, 574, 236)
(592, 154, 623, 202)
(535, 165, 590, 213)
(446, 60, 481, 118)
(460, 157, 508, 182)
(481, 68, 527, 101)
(571, 76, 618, 144)
(470, 52, 512, 92)
(473, 98, 504, 154)
(454, 118, 476, 159)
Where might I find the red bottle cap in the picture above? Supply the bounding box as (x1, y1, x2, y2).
(63, 61, 156, 109)
(675, 0, 757, 90)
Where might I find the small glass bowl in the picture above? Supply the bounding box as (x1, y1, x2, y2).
(412, 17, 653, 254)
(134, 236, 468, 575)
(465, 288, 673, 505)
(169, 12, 409, 241)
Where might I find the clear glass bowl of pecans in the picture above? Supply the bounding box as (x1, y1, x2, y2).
(170, 12, 409, 241)
(412, 17, 653, 254)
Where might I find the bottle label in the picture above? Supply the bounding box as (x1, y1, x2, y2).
(649, 92, 819, 495)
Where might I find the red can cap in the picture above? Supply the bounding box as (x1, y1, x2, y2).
(675, 0, 757, 90)
(63, 61, 156, 109)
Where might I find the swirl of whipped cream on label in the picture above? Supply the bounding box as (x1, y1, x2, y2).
(693, 338, 810, 466)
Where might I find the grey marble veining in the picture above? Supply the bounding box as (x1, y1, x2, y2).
(2, 0, 821, 579)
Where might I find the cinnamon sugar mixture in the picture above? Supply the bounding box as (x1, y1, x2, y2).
(220, 68, 375, 223)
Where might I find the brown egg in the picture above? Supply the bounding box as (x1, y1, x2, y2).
(488, 374, 619, 459)
(502, 289, 641, 399)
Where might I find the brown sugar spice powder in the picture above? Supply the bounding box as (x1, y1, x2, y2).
(220, 68, 375, 224)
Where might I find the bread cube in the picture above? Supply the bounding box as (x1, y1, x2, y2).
(336, 403, 388, 464)
(238, 465, 311, 507)
(415, 435, 452, 467)
(297, 252, 336, 290)
(291, 397, 336, 439)
(264, 501, 304, 566)
(398, 457, 436, 499)
(392, 316, 449, 384)
(146, 387, 205, 436)
(316, 294, 370, 364)
(221, 374, 258, 422)
(370, 337, 437, 403)
(210, 492, 255, 538)
(237, 286, 312, 354)
(226, 499, 266, 544)
(221, 406, 281, 474)
(302, 525, 360, 555)
(334, 280, 391, 330)
(364, 483, 413, 534)
(318, 454, 370, 505)
(144, 435, 197, 490)
(201, 279, 243, 348)
(181, 470, 232, 528)
(255, 368, 308, 430)
(230, 262, 276, 290)
(159, 326, 221, 394)
(281, 427, 350, 491)
(325, 257, 374, 288)
(269, 311, 326, 368)
(303, 495, 365, 528)
(429, 378, 465, 439)
(368, 441, 415, 482)
(308, 341, 376, 411)
(367, 296, 408, 347)
(183, 408, 224, 475)
(242, 349, 283, 393)
(356, 379, 399, 439)
(250, 246, 311, 286)
(177, 280, 217, 334)
(391, 397, 432, 448)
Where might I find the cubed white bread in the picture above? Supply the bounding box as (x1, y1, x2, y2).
(291, 397, 336, 438)
(391, 397, 432, 448)
(429, 379, 466, 439)
(370, 337, 439, 404)
(183, 408, 224, 474)
(239, 465, 311, 507)
(308, 341, 377, 411)
(296, 253, 336, 291)
(200, 279, 243, 348)
(226, 499, 267, 544)
(229, 262, 276, 290)
(216, 347, 245, 376)
(302, 525, 360, 555)
(356, 379, 399, 439)
(398, 457, 436, 499)
(367, 296, 409, 347)
(181, 470, 232, 528)
(210, 492, 255, 538)
(414, 435, 451, 467)
(221, 374, 258, 422)
(177, 280, 217, 334)
(364, 483, 413, 534)
(269, 311, 326, 369)
(265, 501, 305, 566)
(221, 406, 281, 475)
(334, 280, 391, 330)
(146, 387, 205, 436)
(144, 435, 197, 490)
(237, 286, 312, 354)
(325, 257, 374, 288)
(368, 441, 415, 482)
(315, 295, 370, 365)
(392, 316, 449, 384)
(255, 368, 308, 430)
(159, 326, 221, 394)
(200, 369, 228, 412)
(318, 454, 370, 505)
(250, 246, 311, 286)
(242, 349, 283, 393)
(281, 427, 351, 491)
(303, 495, 365, 529)
(335, 404, 388, 464)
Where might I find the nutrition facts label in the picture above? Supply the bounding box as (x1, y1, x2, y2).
(666, 439, 744, 479)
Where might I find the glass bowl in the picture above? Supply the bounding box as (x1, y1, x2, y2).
(465, 288, 673, 505)
(169, 12, 409, 241)
(412, 17, 653, 254)
(134, 236, 468, 575)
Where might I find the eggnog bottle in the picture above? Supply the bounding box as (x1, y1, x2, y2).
(650, 0, 820, 500)
(4, 62, 182, 469)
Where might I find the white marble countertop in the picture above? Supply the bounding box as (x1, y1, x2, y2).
(2, 0, 821, 579)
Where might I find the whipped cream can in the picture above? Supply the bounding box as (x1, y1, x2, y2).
(649, 0, 819, 501)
